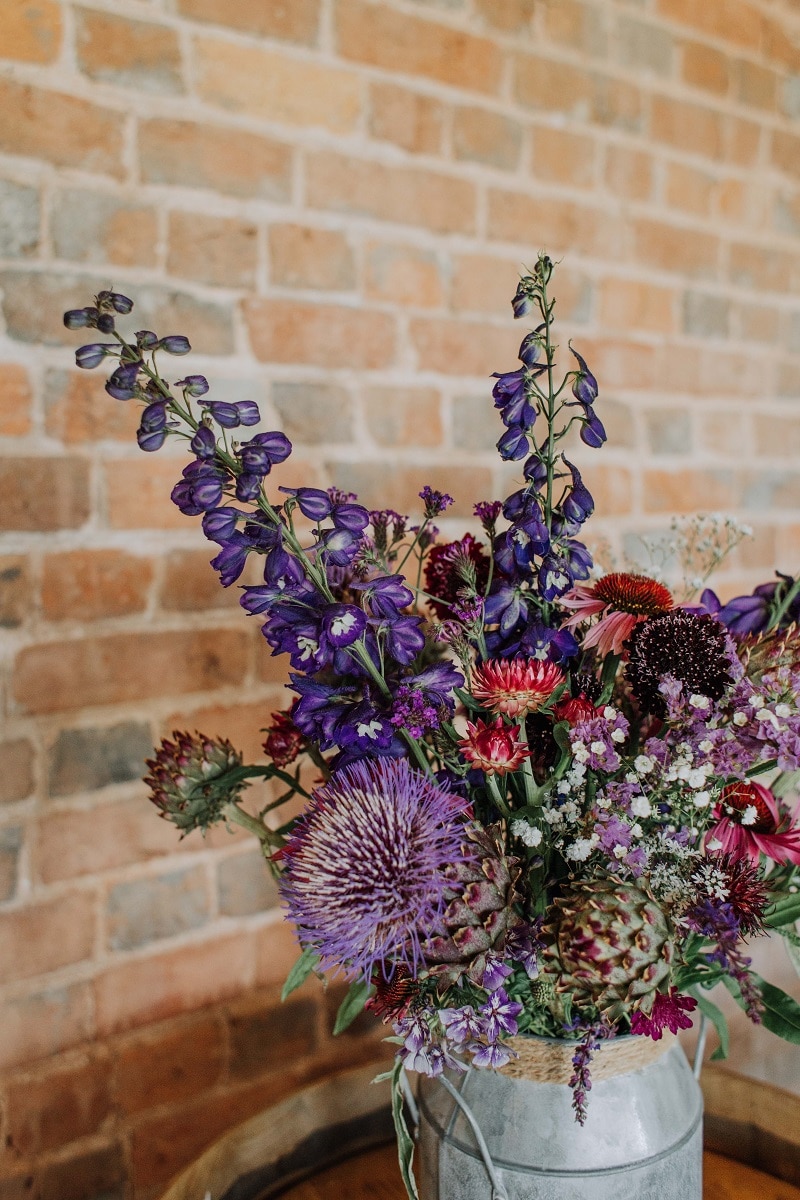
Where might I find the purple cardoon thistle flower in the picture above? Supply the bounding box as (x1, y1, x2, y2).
(280, 758, 468, 982)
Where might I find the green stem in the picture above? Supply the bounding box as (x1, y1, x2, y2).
(223, 801, 285, 849)
(767, 576, 800, 632)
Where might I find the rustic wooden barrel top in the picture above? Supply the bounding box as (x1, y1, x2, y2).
(160, 1061, 800, 1200)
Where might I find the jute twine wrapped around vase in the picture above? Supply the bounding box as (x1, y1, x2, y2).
(498, 1031, 675, 1083)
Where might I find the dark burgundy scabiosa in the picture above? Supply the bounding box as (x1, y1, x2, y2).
(424, 533, 491, 620)
(145, 731, 245, 834)
(625, 609, 734, 717)
(262, 709, 305, 768)
(280, 758, 468, 982)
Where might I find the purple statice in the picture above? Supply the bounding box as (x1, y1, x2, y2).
(280, 758, 468, 982)
(569, 710, 628, 773)
(390, 685, 441, 739)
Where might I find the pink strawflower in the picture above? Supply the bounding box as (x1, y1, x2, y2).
(458, 716, 531, 775)
(707, 780, 800, 867)
(471, 657, 564, 718)
(631, 988, 697, 1040)
(560, 572, 674, 657)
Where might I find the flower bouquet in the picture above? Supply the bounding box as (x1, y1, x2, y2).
(64, 256, 800, 1195)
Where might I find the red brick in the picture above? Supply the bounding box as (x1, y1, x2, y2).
(217, 846, 279, 917)
(763, 13, 800, 72)
(592, 74, 643, 132)
(604, 145, 654, 201)
(772, 130, 800, 180)
(726, 115, 762, 167)
(167, 210, 258, 288)
(0, 982, 94, 1072)
(102, 455, 201, 531)
(634, 218, 720, 278)
(253, 916, 307, 988)
(328, 462, 492, 520)
(13, 628, 250, 715)
(336, 0, 503, 94)
(542, 0, 606, 55)
(44, 369, 133, 444)
(76, 9, 183, 93)
(34, 798, 201, 886)
(531, 125, 595, 187)
(2, 0, 62, 63)
(93, 932, 255, 1037)
(665, 162, 716, 217)
(105, 864, 209, 951)
(0, 892, 95, 985)
(755, 415, 800, 457)
(732, 57, 777, 111)
(474, 0, 535, 33)
(363, 386, 443, 448)
(0, 78, 123, 176)
(47, 721, 154, 797)
(0, 739, 35, 805)
(729, 242, 792, 292)
(177, 0, 320, 43)
(599, 279, 677, 335)
(162, 699, 278, 765)
(643, 467, 738, 513)
(193, 36, 361, 133)
(227, 991, 317, 1083)
(139, 118, 292, 200)
(0, 364, 32, 436)
(269, 224, 356, 291)
(681, 40, 730, 95)
(365, 242, 445, 308)
(571, 338, 658, 390)
(271, 380, 354, 445)
(0, 457, 89, 532)
(651, 95, 724, 159)
(656, 0, 764, 50)
(36, 1142, 125, 1200)
(4, 1050, 112, 1156)
(52, 189, 158, 269)
(410, 314, 519, 378)
(580, 463, 634, 516)
(0, 555, 30, 629)
(452, 106, 523, 170)
(0, 269, 99, 347)
(487, 190, 619, 258)
(368, 82, 444, 155)
(305, 149, 476, 235)
(513, 53, 594, 116)
(159, 547, 233, 612)
(41, 549, 153, 621)
(114, 1013, 226, 1115)
(245, 298, 396, 368)
(450, 253, 522, 316)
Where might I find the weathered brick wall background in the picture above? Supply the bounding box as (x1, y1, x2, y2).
(1, 0, 799, 1195)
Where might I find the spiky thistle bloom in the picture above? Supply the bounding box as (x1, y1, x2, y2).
(625, 609, 734, 716)
(707, 781, 800, 866)
(424, 533, 490, 619)
(471, 657, 564, 718)
(280, 758, 468, 982)
(560, 572, 674, 657)
(458, 716, 531, 775)
(145, 731, 245, 833)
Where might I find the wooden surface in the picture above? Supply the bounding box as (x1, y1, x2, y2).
(278, 1144, 800, 1200)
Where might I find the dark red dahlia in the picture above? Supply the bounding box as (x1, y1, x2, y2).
(424, 533, 490, 620)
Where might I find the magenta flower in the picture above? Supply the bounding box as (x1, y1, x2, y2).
(631, 989, 697, 1040)
(708, 781, 800, 867)
(280, 758, 468, 981)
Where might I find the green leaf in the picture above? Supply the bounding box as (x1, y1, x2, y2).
(552, 721, 572, 754)
(333, 977, 371, 1035)
(765, 893, 800, 929)
(690, 989, 730, 1062)
(391, 1059, 420, 1200)
(723, 973, 800, 1045)
(281, 945, 320, 1002)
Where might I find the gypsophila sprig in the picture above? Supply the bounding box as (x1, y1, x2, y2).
(64, 258, 800, 1195)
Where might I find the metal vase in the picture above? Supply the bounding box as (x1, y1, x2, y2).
(415, 1035, 703, 1200)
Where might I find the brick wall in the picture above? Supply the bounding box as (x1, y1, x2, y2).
(1, 0, 799, 1194)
